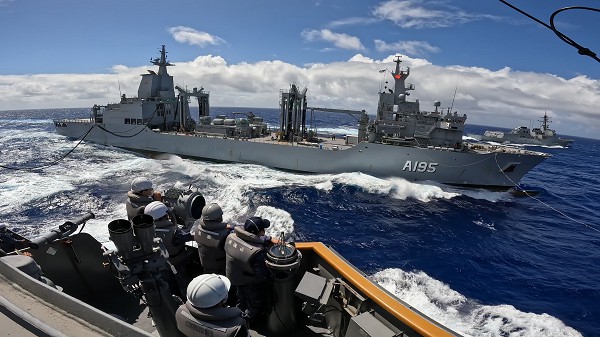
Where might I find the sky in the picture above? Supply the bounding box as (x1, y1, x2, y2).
(0, 0, 599, 139)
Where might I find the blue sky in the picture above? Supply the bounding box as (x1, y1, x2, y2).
(1, 0, 599, 138)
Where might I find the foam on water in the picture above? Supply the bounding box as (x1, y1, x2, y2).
(448, 187, 512, 202)
(193, 161, 460, 203)
(254, 205, 295, 239)
(312, 172, 460, 202)
(372, 268, 582, 337)
(0, 173, 77, 213)
(314, 126, 359, 136)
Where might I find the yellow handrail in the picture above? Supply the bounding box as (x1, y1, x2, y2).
(296, 242, 455, 337)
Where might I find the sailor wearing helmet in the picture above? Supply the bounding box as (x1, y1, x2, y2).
(175, 274, 249, 337)
(224, 216, 278, 323)
(126, 177, 163, 220)
(145, 201, 194, 296)
(194, 203, 234, 275)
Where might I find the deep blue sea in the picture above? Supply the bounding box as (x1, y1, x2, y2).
(1, 107, 599, 337)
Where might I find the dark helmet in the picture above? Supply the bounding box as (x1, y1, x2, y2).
(243, 217, 270, 234)
(201, 203, 223, 222)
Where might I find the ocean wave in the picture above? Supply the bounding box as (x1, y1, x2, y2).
(372, 268, 582, 337)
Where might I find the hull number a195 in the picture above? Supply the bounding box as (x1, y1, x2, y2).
(402, 160, 438, 173)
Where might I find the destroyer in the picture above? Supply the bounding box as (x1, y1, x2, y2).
(54, 46, 549, 189)
(481, 112, 574, 147)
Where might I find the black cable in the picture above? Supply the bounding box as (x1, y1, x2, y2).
(499, 1, 599, 63)
(550, 7, 599, 61)
(0, 124, 96, 171)
(1, 103, 164, 171)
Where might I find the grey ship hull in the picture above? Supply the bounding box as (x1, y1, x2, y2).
(481, 133, 573, 147)
(55, 121, 547, 189)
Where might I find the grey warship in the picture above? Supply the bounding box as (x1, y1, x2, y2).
(481, 112, 574, 147)
(54, 46, 550, 189)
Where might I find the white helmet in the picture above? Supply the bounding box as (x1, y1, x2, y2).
(201, 203, 223, 222)
(144, 201, 168, 220)
(187, 274, 231, 308)
(131, 177, 153, 193)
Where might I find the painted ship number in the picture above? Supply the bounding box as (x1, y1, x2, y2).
(402, 160, 438, 173)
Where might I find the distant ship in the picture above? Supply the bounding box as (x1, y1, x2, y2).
(481, 112, 574, 147)
(54, 46, 550, 190)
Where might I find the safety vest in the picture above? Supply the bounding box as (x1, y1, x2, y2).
(224, 227, 265, 286)
(154, 219, 183, 258)
(194, 220, 229, 274)
(176, 301, 249, 337)
(125, 191, 154, 220)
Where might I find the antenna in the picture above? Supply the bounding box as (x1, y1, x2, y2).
(449, 78, 458, 112)
(117, 74, 122, 97)
(378, 68, 387, 93)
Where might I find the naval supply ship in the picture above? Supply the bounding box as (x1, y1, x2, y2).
(54, 46, 550, 190)
(481, 112, 574, 147)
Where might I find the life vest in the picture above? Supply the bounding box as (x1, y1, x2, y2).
(224, 227, 265, 286)
(154, 219, 184, 258)
(176, 300, 249, 337)
(194, 220, 229, 274)
(125, 191, 154, 220)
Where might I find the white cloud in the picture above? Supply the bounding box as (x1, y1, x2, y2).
(301, 29, 365, 51)
(375, 39, 440, 56)
(327, 17, 379, 28)
(372, 0, 498, 29)
(168, 26, 225, 47)
(0, 54, 598, 139)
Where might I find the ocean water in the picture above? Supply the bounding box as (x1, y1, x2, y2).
(1, 107, 599, 337)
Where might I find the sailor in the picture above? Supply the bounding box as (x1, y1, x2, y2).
(0, 224, 34, 256)
(126, 177, 162, 220)
(176, 274, 249, 337)
(194, 203, 233, 275)
(144, 201, 194, 296)
(224, 216, 277, 323)
(1, 224, 18, 255)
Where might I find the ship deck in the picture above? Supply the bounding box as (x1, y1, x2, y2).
(160, 129, 548, 157)
(162, 130, 356, 151)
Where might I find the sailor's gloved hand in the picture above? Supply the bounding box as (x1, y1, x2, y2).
(173, 230, 193, 246)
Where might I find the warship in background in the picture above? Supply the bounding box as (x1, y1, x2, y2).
(54, 46, 550, 190)
(481, 112, 574, 147)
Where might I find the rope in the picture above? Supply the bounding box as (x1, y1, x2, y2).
(493, 155, 600, 233)
(0, 124, 96, 171)
(0, 104, 163, 170)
